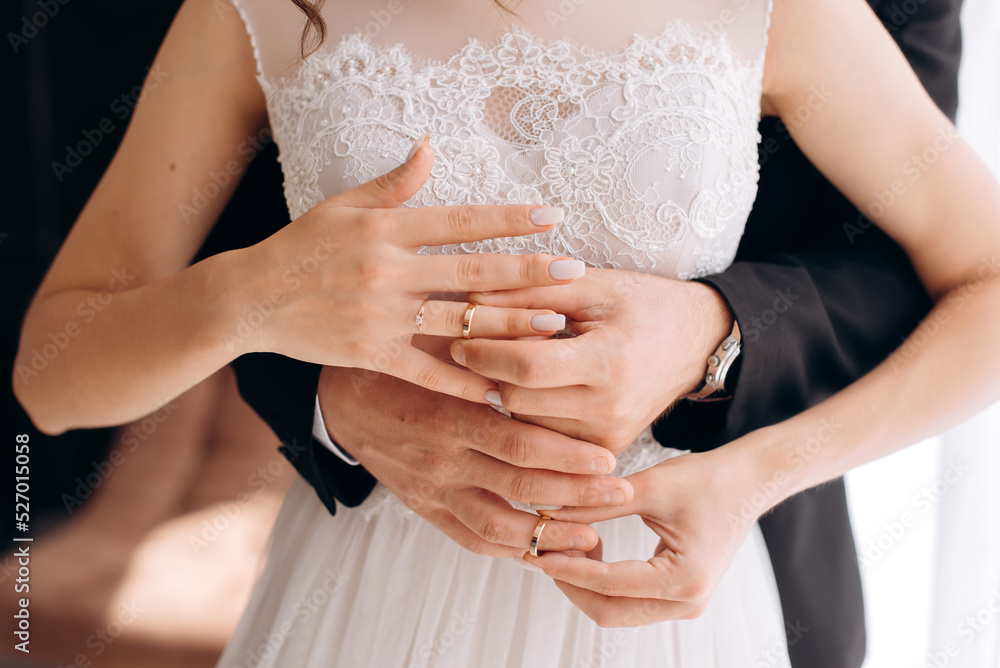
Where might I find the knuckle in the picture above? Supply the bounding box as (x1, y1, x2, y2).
(413, 363, 444, 391)
(358, 209, 390, 239)
(598, 578, 621, 598)
(474, 514, 510, 545)
(443, 304, 465, 334)
(446, 206, 476, 239)
(503, 430, 533, 467)
(400, 490, 433, 514)
(355, 254, 392, 290)
(371, 171, 398, 197)
(507, 473, 537, 503)
(454, 255, 488, 287)
(423, 453, 451, 479)
(576, 478, 611, 506)
(520, 256, 544, 284)
(506, 309, 523, 334)
(506, 206, 527, 233)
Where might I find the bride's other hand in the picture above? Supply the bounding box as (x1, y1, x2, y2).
(241, 137, 582, 404)
(317, 363, 634, 558)
(523, 445, 758, 627)
(450, 269, 733, 453)
(12, 0, 583, 434)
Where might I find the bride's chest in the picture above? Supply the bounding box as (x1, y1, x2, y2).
(264, 26, 764, 278)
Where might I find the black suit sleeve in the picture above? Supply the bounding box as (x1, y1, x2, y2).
(231, 354, 376, 512)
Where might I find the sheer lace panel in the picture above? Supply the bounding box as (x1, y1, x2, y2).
(231, 0, 771, 278)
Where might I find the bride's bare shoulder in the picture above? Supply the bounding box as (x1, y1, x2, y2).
(760, 0, 889, 116)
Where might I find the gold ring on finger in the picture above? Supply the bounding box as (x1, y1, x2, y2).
(415, 299, 429, 335)
(529, 515, 552, 558)
(462, 302, 477, 339)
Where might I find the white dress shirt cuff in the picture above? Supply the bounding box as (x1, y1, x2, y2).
(312, 395, 359, 466)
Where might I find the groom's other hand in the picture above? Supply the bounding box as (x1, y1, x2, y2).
(316, 364, 634, 558)
(453, 269, 734, 453)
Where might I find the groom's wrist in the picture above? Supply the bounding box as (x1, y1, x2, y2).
(681, 283, 737, 397)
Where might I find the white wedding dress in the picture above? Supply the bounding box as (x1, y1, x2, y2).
(219, 0, 790, 665)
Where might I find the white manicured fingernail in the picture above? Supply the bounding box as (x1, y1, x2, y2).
(452, 343, 467, 366)
(515, 558, 544, 573)
(529, 206, 565, 226)
(531, 314, 565, 331)
(406, 134, 428, 162)
(485, 389, 504, 408)
(530, 503, 564, 512)
(549, 260, 586, 281)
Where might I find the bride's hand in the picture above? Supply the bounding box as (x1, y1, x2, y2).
(450, 269, 733, 449)
(523, 444, 761, 627)
(239, 137, 584, 404)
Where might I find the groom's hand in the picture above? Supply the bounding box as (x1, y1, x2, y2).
(317, 364, 634, 559)
(451, 269, 734, 453)
(525, 444, 764, 627)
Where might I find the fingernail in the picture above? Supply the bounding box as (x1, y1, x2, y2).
(590, 456, 611, 474)
(485, 389, 504, 408)
(515, 557, 544, 573)
(604, 488, 625, 505)
(569, 535, 586, 550)
(406, 134, 428, 162)
(531, 313, 566, 332)
(452, 343, 467, 365)
(530, 503, 564, 512)
(529, 206, 565, 226)
(549, 259, 586, 281)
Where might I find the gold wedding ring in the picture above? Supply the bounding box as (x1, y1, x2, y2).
(529, 515, 552, 558)
(415, 299, 429, 335)
(462, 303, 477, 339)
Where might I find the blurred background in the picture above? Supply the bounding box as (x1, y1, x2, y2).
(1, 1, 294, 666)
(1, 0, 998, 666)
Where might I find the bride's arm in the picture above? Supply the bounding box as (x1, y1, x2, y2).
(13, 0, 269, 433)
(14, 0, 580, 435)
(747, 0, 1000, 501)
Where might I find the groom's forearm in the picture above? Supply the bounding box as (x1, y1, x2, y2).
(655, 236, 932, 449)
(706, 237, 932, 440)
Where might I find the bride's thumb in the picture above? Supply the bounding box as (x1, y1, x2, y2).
(333, 134, 433, 209)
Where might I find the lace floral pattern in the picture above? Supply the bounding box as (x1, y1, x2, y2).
(255, 22, 767, 520)
(259, 22, 766, 277)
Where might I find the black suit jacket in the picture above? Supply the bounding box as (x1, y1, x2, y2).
(230, 1, 963, 666)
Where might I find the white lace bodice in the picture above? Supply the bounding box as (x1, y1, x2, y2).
(229, 0, 772, 518)
(232, 0, 771, 279)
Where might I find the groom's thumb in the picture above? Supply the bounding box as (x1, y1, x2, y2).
(332, 134, 432, 209)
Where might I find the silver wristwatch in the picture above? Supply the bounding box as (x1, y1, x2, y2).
(685, 320, 742, 402)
